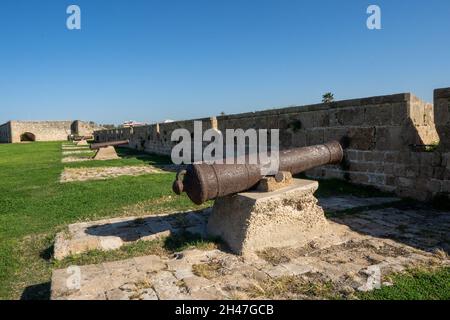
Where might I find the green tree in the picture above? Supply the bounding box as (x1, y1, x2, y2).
(322, 92, 335, 103)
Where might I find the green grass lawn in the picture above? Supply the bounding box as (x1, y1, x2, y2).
(0, 142, 447, 300)
(0, 141, 204, 299)
(63, 147, 173, 168)
(358, 267, 450, 300)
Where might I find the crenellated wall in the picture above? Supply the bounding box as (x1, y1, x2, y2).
(94, 88, 450, 202)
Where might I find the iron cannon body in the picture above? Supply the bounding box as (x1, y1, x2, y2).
(173, 141, 343, 205)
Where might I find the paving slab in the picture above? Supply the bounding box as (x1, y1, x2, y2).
(60, 165, 166, 183)
(51, 204, 450, 300)
(53, 209, 210, 260)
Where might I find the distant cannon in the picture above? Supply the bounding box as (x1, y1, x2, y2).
(90, 139, 129, 160)
(173, 141, 343, 205)
(90, 140, 130, 150)
(69, 135, 94, 145)
(72, 135, 93, 142)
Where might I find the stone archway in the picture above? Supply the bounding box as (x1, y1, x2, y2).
(20, 132, 36, 142)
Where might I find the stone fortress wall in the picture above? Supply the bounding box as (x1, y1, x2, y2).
(0, 120, 104, 143)
(0, 122, 12, 143)
(94, 87, 450, 202)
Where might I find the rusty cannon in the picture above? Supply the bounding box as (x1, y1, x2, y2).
(69, 135, 94, 146)
(90, 139, 129, 160)
(71, 135, 94, 142)
(172, 141, 343, 205)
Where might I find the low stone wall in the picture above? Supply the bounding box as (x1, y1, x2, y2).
(71, 120, 105, 137)
(0, 120, 104, 143)
(0, 122, 12, 143)
(94, 88, 450, 202)
(9, 121, 73, 142)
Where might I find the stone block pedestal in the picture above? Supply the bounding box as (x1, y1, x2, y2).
(76, 140, 89, 146)
(207, 179, 328, 255)
(93, 146, 120, 160)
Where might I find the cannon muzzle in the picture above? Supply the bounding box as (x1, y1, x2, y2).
(173, 141, 343, 205)
(90, 140, 129, 150)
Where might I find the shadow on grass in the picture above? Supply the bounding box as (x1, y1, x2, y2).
(40, 244, 54, 261)
(21, 282, 51, 300)
(163, 232, 225, 253)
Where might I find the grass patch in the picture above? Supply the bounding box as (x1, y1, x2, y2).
(54, 239, 168, 269)
(245, 275, 340, 300)
(54, 232, 220, 269)
(64, 147, 172, 169)
(192, 261, 223, 279)
(358, 267, 450, 300)
(257, 248, 292, 266)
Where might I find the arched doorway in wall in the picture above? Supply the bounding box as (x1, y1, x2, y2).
(20, 132, 36, 142)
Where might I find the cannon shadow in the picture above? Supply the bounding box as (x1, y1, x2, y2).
(85, 210, 211, 243)
(327, 201, 450, 255)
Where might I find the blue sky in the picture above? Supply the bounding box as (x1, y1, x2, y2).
(0, 0, 449, 125)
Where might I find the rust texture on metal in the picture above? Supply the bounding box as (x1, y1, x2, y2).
(90, 139, 129, 150)
(173, 141, 343, 205)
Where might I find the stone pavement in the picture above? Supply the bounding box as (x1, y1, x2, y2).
(53, 196, 406, 260)
(60, 165, 167, 183)
(51, 195, 449, 300)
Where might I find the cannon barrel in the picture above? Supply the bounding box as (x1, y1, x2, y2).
(90, 140, 129, 150)
(173, 141, 343, 205)
(71, 135, 93, 141)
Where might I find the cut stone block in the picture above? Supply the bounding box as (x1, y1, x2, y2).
(93, 146, 120, 160)
(53, 210, 211, 260)
(76, 140, 89, 146)
(207, 179, 328, 255)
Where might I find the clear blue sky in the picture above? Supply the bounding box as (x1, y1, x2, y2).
(0, 0, 449, 125)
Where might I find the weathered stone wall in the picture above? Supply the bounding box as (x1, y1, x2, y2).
(71, 120, 105, 137)
(94, 127, 132, 143)
(0, 121, 12, 143)
(9, 121, 73, 142)
(0, 120, 104, 143)
(434, 88, 450, 151)
(94, 88, 449, 202)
